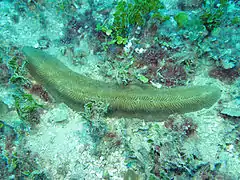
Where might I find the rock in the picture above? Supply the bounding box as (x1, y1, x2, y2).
(221, 108, 240, 117)
(47, 103, 69, 123)
(0, 100, 8, 117)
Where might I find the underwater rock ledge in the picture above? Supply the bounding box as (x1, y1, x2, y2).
(22, 46, 221, 121)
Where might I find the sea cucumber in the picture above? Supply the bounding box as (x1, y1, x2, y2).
(22, 47, 221, 121)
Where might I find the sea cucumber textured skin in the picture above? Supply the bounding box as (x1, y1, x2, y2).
(22, 47, 221, 121)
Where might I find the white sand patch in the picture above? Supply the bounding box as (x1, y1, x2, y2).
(25, 104, 126, 179)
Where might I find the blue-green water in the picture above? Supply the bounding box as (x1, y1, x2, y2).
(0, 0, 239, 179)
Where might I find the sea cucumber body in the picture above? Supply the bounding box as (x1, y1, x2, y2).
(23, 47, 221, 120)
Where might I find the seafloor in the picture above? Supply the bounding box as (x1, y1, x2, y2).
(0, 0, 240, 179)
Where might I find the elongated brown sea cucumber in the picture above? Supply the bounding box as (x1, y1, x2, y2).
(22, 47, 221, 121)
